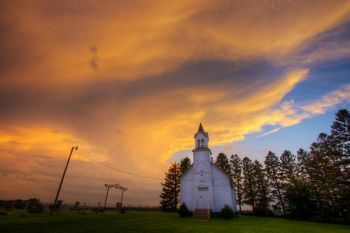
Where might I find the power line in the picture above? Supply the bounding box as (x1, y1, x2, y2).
(76, 152, 163, 180)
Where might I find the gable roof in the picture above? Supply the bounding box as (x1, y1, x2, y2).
(211, 163, 235, 189)
(180, 163, 234, 189)
(179, 164, 193, 179)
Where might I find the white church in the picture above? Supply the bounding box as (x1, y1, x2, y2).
(180, 124, 237, 219)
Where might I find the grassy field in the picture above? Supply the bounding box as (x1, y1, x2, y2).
(0, 210, 349, 233)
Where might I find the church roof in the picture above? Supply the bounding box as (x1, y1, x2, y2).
(179, 163, 234, 190)
(211, 163, 235, 189)
(194, 123, 209, 138)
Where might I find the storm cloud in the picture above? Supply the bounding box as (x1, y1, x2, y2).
(1, 0, 350, 205)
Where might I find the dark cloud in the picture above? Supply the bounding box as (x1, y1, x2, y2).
(294, 19, 350, 64)
(0, 59, 284, 124)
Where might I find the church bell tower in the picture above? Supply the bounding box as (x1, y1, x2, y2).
(193, 123, 211, 163)
(192, 123, 213, 210)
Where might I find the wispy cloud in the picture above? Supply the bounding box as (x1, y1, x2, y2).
(258, 127, 283, 138)
(258, 83, 350, 137)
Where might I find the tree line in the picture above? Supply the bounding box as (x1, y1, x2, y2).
(160, 109, 349, 223)
(219, 109, 349, 222)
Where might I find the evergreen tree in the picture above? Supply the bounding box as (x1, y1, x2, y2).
(329, 109, 350, 219)
(296, 148, 311, 181)
(302, 109, 350, 221)
(215, 152, 231, 176)
(230, 154, 243, 212)
(281, 150, 311, 215)
(308, 134, 329, 209)
(282, 148, 316, 219)
(284, 179, 315, 219)
(280, 150, 298, 187)
(160, 162, 180, 211)
(331, 109, 350, 163)
(308, 133, 340, 218)
(242, 157, 256, 212)
(180, 157, 191, 176)
(253, 160, 270, 216)
(264, 151, 286, 215)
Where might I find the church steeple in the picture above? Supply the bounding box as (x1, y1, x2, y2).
(198, 123, 205, 133)
(193, 123, 210, 151)
(194, 123, 209, 139)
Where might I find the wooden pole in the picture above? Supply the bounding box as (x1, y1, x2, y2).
(120, 189, 125, 208)
(51, 146, 77, 216)
(103, 185, 111, 211)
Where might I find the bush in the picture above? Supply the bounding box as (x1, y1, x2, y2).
(19, 212, 26, 218)
(27, 199, 44, 213)
(14, 199, 27, 209)
(0, 208, 7, 216)
(255, 207, 275, 217)
(220, 205, 234, 219)
(178, 203, 191, 217)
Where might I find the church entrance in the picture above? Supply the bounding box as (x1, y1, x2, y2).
(197, 186, 209, 209)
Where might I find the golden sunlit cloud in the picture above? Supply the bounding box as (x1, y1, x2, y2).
(258, 83, 350, 137)
(1, 0, 350, 86)
(1, 0, 350, 205)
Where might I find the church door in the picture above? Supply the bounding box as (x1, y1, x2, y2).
(197, 186, 209, 209)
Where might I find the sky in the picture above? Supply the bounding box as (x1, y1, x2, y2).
(1, 0, 350, 207)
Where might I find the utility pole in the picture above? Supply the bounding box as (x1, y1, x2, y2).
(51, 145, 78, 216)
(103, 183, 127, 211)
(116, 184, 127, 208)
(103, 184, 114, 211)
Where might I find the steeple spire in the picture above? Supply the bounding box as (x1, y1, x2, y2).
(193, 123, 211, 153)
(198, 123, 205, 134)
(194, 123, 209, 138)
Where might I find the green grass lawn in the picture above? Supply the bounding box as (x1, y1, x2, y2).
(0, 210, 349, 233)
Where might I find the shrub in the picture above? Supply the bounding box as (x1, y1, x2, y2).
(220, 205, 234, 219)
(178, 203, 191, 217)
(255, 207, 275, 217)
(27, 199, 44, 213)
(14, 199, 27, 209)
(19, 212, 26, 218)
(0, 208, 7, 216)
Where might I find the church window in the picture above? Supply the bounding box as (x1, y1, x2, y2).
(198, 139, 205, 148)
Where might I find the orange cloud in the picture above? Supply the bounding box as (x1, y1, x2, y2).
(1, 0, 350, 87)
(257, 83, 350, 137)
(1, 1, 350, 205)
